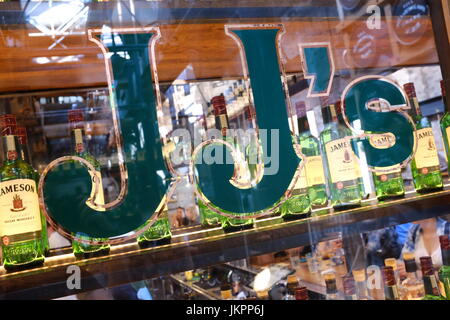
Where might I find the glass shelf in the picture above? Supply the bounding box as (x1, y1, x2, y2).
(1, 184, 450, 299)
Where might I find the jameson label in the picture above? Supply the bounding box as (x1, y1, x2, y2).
(325, 138, 361, 183)
(414, 128, 440, 170)
(374, 165, 401, 178)
(0, 179, 41, 241)
(369, 133, 396, 149)
(86, 170, 105, 211)
(305, 156, 326, 186)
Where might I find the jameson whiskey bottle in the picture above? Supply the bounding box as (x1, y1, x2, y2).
(400, 252, 425, 300)
(438, 235, 450, 299)
(0, 115, 44, 270)
(137, 204, 171, 248)
(280, 113, 311, 219)
(440, 80, 450, 169)
(320, 99, 362, 209)
(382, 266, 400, 300)
(211, 95, 254, 232)
(404, 83, 443, 193)
(16, 127, 49, 256)
(296, 102, 327, 209)
(68, 110, 110, 259)
(370, 102, 405, 200)
(419, 256, 441, 299)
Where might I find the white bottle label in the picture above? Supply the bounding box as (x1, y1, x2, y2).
(325, 138, 361, 183)
(414, 128, 440, 170)
(0, 179, 41, 241)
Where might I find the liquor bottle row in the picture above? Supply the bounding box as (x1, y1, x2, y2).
(198, 80, 450, 228)
(0, 111, 171, 271)
(194, 235, 450, 300)
(0, 80, 448, 272)
(317, 235, 450, 300)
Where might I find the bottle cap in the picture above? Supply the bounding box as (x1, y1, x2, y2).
(295, 287, 309, 300)
(68, 109, 84, 130)
(403, 82, 417, 98)
(352, 269, 366, 282)
(16, 126, 28, 145)
(403, 253, 418, 274)
(245, 105, 255, 121)
(419, 256, 434, 276)
(211, 95, 227, 116)
(403, 252, 415, 261)
(0, 114, 17, 136)
(384, 258, 397, 271)
(382, 266, 396, 286)
(287, 274, 298, 284)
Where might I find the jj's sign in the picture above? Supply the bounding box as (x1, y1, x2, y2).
(38, 25, 415, 242)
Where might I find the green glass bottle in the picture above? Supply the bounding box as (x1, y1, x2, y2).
(368, 101, 405, 200)
(0, 115, 44, 271)
(280, 102, 311, 219)
(68, 110, 110, 259)
(211, 95, 254, 232)
(438, 235, 450, 300)
(439, 80, 450, 174)
(296, 103, 328, 209)
(404, 83, 443, 193)
(137, 204, 171, 248)
(319, 99, 362, 209)
(198, 196, 222, 228)
(16, 126, 50, 256)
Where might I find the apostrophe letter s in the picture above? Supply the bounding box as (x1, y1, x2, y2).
(343, 76, 414, 168)
(194, 26, 300, 214)
(42, 30, 170, 238)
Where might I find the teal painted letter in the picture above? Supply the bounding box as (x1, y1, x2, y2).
(343, 77, 414, 167)
(43, 32, 170, 238)
(301, 45, 333, 95)
(195, 28, 300, 214)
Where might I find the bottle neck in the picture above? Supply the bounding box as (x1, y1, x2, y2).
(407, 95, 421, 118)
(406, 270, 419, 281)
(441, 248, 450, 267)
(2, 135, 20, 163)
(18, 142, 30, 163)
(71, 128, 86, 155)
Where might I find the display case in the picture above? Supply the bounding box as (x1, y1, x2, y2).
(0, 0, 450, 301)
